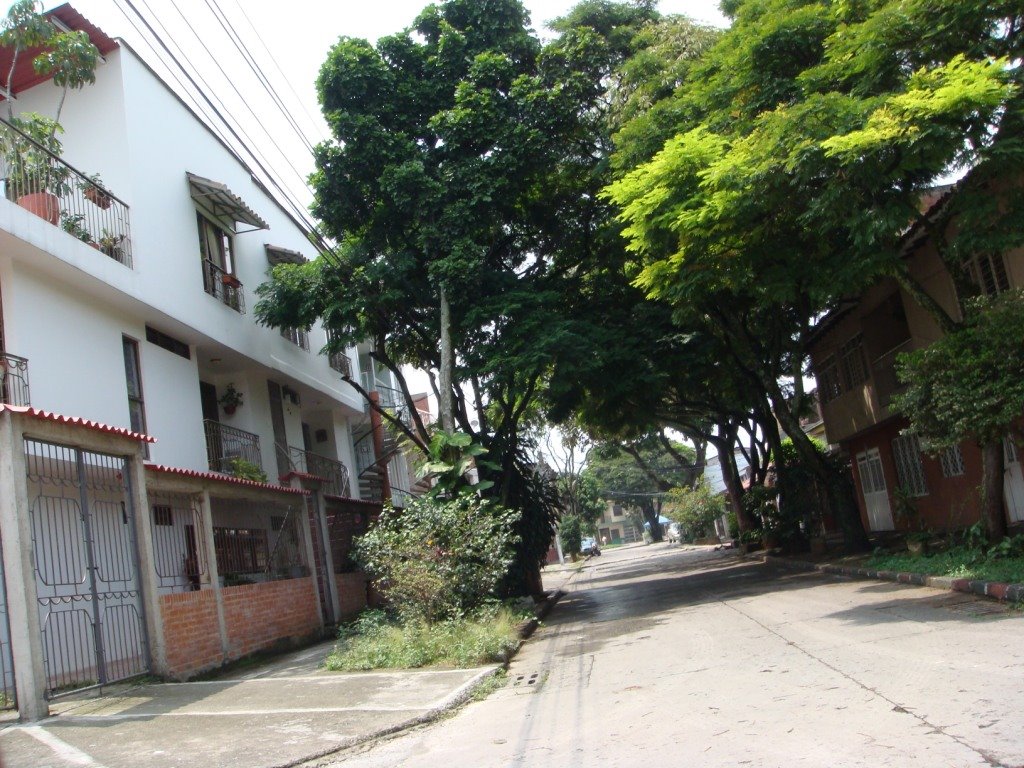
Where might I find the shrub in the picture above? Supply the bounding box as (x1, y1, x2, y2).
(665, 479, 725, 538)
(560, 514, 582, 555)
(354, 493, 519, 622)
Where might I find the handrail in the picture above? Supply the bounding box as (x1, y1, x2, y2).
(203, 419, 262, 474)
(0, 351, 30, 406)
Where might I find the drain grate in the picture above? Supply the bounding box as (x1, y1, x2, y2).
(510, 670, 544, 694)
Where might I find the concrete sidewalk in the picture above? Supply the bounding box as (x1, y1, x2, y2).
(0, 565, 581, 768)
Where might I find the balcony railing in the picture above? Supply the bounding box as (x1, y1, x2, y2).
(285, 446, 352, 497)
(871, 339, 915, 407)
(0, 118, 133, 267)
(201, 259, 245, 313)
(204, 420, 262, 475)
(0, 351, 30, 406)
(281, 327, 309, 350)
(328, 349, 351, 376)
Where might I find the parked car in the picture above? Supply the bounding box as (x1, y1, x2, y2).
(581, 537, 601, 556)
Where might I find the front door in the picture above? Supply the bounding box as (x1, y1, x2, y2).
(856, 448, 895, 531)
(1004, 438, 1024, 524)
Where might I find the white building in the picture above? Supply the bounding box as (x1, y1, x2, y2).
(0, 5, 413, 720)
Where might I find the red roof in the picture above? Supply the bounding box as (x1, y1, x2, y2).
(0, 4, 119, 100)
(0, 404, 155, 442)
(146, 464, 310, 495)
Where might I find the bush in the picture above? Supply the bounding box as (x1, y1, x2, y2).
(665, 479, 726, 538)
(560, 514, 582, 555)
(354, 493, 519, 622)
(325, 605, 528, 670)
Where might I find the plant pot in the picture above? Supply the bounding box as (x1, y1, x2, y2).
(221, 274, 241, 288)
(222, 404, 237, 415)
(17, 192, 59, 224)
(84, 185, 112, 209)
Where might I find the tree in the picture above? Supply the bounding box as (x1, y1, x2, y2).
(257, 0, 616, 596)
(664, 479, 726, 540)
(893, 291, 1024, 541)
(603, 0, 1024, 550)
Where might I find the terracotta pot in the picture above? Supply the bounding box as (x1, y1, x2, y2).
(84, 185, 112, 209)
(223, 404, 237, 415)
(17, 192, 59, 224)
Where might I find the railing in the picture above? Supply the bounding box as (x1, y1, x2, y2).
(328, 349, 352, 376)
(280, 327, 309, 350)
(0, 351, 30, 406)
(203, 420, 262, 474)
(0, 118, 133, 267)
(201, 259, 245, 313)
(871, 339, 915, 407)
(285, 445, 352, 497)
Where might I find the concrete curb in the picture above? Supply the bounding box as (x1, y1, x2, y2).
(763, 554, 1024, 603)
(289, 586, 572, 768)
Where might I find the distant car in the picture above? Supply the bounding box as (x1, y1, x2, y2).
(580, 537, 601, 556)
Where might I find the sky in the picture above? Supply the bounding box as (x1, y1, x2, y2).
(61, 0, 729, 224)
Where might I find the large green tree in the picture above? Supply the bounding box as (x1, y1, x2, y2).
(257, 0, 611, 594)
(605, 0, 1023, 548)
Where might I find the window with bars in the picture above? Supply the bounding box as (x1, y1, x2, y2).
(213, 527, 269, 574)
(892, 434, 928, 497)
(968, 254, 1010, 297)
(839, 335, 869, 390)
(280, 326, 309, 350)
(939, 445, 965, 478)
(817, 354, 843, 403)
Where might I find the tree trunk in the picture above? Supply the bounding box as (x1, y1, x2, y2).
(438, 284, 455, 433)
(980, 439, 1008, 544)
(643, 500, 663, 542)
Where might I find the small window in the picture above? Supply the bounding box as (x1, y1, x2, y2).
(892, 434, 928, 497)
(197, 213, 234, 273)
(146, 326, 191, 360)
(123, 336, 147, 435)
(939, 445, 965, 478)
(839, 335, 868, 390)
(968, 254, 1010, 297)
(153, 504, 173, 526)
(817, 354, 843, 403)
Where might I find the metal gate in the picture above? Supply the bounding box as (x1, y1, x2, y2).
(25, 439, 150, 698)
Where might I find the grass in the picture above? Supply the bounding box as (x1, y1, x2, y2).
(324, 605, 530, 672)
(866, 546, 1024, 585)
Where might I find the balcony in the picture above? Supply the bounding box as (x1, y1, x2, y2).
(0, 352, 30, 406)
(0, 119, 132, 267)
(328, 349, 351, 376)
(282, 446, 352, 497)
(204, 420, 262, 475)
(871, 339, 916, 408)
(201, 259, 245, 313)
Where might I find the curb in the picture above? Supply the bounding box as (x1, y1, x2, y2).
(762, 554, 1024, 603)
(289, 584, 572, 768)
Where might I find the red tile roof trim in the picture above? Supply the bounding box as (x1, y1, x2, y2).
(0, 405, 156, 443)
(145, 464, 309, 495)
(279, 471, 326, 483)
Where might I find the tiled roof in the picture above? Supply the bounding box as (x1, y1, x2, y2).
(0, 405, 156, 443)
(145, 464, 309, 495)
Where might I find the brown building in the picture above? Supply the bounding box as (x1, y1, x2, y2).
(808, 191, 1024, 536)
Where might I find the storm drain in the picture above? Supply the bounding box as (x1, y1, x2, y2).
(510, 670, 545, 694)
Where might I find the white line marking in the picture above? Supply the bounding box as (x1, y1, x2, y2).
(19, 725, 107, 767)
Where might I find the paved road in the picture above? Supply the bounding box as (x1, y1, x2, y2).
(318, 544, 1024, 768)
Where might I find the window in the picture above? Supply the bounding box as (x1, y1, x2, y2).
(839, 335, 869, 390)
(968, 254, 1010, 297)
(326, 329, 351, 375)
(817, 354, 843, 403)
(198, 214, 245, 312)
(146, 325, 190, 360)
(122, 336, 147, 436)
(892, 433, 928, 497)
(612, 504, 623, 518)
(213, 527, 269, 574)
(280, 326, 309, 350)
(152, 504, 173, 526)
(939, 445, 965, 478)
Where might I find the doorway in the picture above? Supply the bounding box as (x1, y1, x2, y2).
(856, 448, 895, 531)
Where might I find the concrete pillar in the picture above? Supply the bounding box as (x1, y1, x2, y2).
(0, 412, 48, 720)
(198, 490, 228, 657)
(127, 456, 166, 675)
(313, 490, 341, 623)
(295, 493, 324, 628)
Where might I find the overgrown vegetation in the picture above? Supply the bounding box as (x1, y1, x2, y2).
(664, 479, 725, 540)
(325, 606, 528, 671)
(867, 533, 1024, 586)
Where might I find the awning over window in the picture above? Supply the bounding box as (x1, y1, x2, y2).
(187, 172, 269, 231)
(265, 244, 307, 266)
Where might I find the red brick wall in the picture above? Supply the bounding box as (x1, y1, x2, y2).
(222, 577, 321, 658)
(335, 572, 368, 619)
(160, 589, 222, 679)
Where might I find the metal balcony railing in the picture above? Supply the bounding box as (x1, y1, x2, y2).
(0, 351, 30, 406)
(280, 327, 309, 350)
(201, 258, 245, 313)
(0, 118, 133, 267)
(203, 420, 262, 475)
(286, 446, 352, 497)
(328, 349, 351, 376)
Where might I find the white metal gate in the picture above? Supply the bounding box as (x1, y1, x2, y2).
(1004, 438, 1024, 524)
(25, 439, 150, 698)
(856, 448, 895, 531)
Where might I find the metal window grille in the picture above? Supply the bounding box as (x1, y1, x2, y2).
(280, 327, 310, 350)
(214, 527, 269, 574)
(969, 254, 1010, 297)
(817, 354, 843, 403)
(939, 445, 965, 478)
(892, 434, 928, 497)
(149, 493, 208, 592)
(325, 329, 352, 375)
(839, 335, 868, 390)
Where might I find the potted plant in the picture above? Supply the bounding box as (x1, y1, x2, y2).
(97, 228, 125, 259)
(82, 173, 112, 209)
(59, 210, 91, 243)
(221, 272, 241, 288)
(218, 383, 244, 415)
(0, 1, 99, 221)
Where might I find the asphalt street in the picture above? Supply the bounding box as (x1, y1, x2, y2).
(317, 543, 1024, 768)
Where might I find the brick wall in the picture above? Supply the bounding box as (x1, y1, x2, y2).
(160, 589, 222, 679)
(222, 577, 321, 659)
(335, 572, 368, 619)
